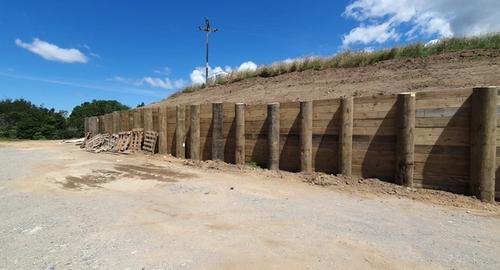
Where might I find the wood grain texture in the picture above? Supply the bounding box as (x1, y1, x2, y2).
(396, 93, 415, 187)
(235, 103, 245, 165)
(470, 86, 497, 202)
(268, 103, 280, 170)
(339, 97, 353, 176)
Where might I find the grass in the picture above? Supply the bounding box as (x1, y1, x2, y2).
(246, 161, 260, 169)
(176, 33, 500, 95)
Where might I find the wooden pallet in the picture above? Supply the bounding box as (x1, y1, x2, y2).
(143, 131, 158, 154)
(113, 132, 131, 152)
(128, 128, 144, 152)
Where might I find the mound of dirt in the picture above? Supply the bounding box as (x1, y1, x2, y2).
(154, 155, 499, 212)
(157, 49, 500, 106)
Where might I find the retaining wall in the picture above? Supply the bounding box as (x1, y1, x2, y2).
(85, 87, 499, 201)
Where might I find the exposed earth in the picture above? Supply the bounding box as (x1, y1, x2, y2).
(1, 140, 499, 269)
(157, 49, 500, 106)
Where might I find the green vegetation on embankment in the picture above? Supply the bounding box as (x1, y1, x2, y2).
(180, 32, 500, 94)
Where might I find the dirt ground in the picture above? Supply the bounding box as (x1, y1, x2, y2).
(158, 49, 500, 106)
(1, 141, 499, 269)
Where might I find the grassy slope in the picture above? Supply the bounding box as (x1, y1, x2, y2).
(175, 33, 500, 96)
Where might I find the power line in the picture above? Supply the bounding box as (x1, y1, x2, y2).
(198, 17, 218, 85)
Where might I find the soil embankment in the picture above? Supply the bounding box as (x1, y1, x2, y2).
(157, 49, 500, 106)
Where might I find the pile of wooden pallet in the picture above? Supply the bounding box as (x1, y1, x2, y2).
(84, 134, 112, 153)
(83, 128, 158, 154)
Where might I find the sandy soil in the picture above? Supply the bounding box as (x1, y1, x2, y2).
(1, 140, 499, 269)
(157, 50, 500, 106)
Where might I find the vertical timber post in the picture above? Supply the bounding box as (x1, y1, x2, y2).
(112, 111, 121, 134)
(158, 106, 168, 154)
(98, 115, 105, 134)
(300, 101, 313, 173)
(89, 117, 98, 135)
(128, 110, 134, 130)
(144, 108, 153, 131)
(121, 111, 129, 132)
(175, 105, 186, 158)
(268, 103, 280, 170)
(235, 103, 245, 165)
(396, 93, 416, 187)
(470, 86, 497, 202)
(133, 110, 142, 129)
(212, 103, 224, 161)
(140, 108, 146, 129)
(105, 114, 111, 134)
(190, 104, 201, 160)
(339, 97, 353, 176)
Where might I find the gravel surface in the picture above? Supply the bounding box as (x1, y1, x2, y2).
(0, 141, 499, 269)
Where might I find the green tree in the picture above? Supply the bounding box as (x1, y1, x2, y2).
(67, 100, 129, 137)
(0, 99, 67, 139)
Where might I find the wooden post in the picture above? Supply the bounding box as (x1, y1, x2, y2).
(235, 103, 245, 165)
(120, 111, 129, 132)
(112, 111, 121, 134)
(158, 106, 168, 154)
(98, 115, 105, 134)
(133, 109, 142, 129)
(212, 103, 224, 161)
(190, 104, 201, 160)
(339, 97, 353, 176)
(300, 101, 313, 173)
(470, 86, 497, 202)
(268, 103, 280, 170)
(108, 113, 113, 133)
(143, 108, 153, 131)
(175, 105, 186, 158)
(396, 93, 416, 187)
(89, 117, 94, 134)
(139, 108, 146, 129)
(128, 110, 134, 130)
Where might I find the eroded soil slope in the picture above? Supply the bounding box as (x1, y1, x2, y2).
(159, 49, 500, 106)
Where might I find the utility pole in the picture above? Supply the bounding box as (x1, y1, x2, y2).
(198, 17, 218, 85)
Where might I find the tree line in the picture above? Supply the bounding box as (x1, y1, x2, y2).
(0, 99, 129, 140)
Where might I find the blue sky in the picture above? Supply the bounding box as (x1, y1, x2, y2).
(1, 0, 499, 112)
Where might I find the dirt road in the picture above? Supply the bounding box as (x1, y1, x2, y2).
(1, 141, 499, 269)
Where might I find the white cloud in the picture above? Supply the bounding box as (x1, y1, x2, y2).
(15, 38, 88, 63)
(238, 61, 257, 72)
(190, 68, 206, 85)
(343, 22, 399, 46)
(342, 0, 500, 47)
(425, 39, 440, 47)
(143, 77, 173, 89)
(189, 61, 258, 85)
(142, 77, 187, 90)
(189, 66, 227, 85)
(113, 75, 186, 90)
(0, 71, 161, 97)
(154, 67, 171, 75)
